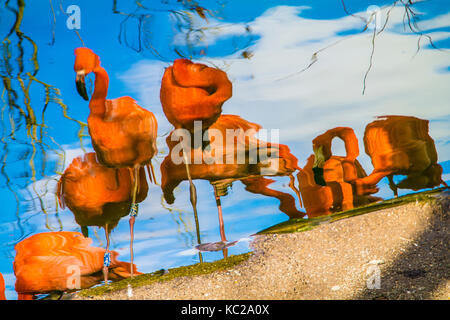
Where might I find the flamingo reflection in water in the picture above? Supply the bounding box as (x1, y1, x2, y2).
(161, 114, 303, 257)
(356, 116, 447, 196)
(57, 152, 148, 283)
(0, 272, 5, 300)
(299, 127, 380, 217)
(13, 232, 140, 300)
(160, 58, 232, 256)
(73, 47, 157, 282)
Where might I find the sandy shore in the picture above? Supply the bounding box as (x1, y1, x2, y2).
(75, 193, 449, 300)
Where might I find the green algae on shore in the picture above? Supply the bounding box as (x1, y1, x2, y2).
(77, 252, 252, 298)
(256, 187, 447, 235)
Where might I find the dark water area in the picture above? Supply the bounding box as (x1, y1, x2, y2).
(0, 0, 449, 299)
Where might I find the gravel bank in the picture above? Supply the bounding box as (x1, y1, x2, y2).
(76, 194, 449, 300)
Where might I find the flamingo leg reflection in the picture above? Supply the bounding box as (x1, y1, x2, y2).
(182, 149, 203, 263)
(102, 223, 110, 284)
(289, 174, 303, 208)
(81, 226, 89, 238)
(213, 185, 228, 259)
(214, 186, 227, 243)
(388, 174, 398, 198)
(129, 165, 140, 278)
(145, 161, 157, 185)
(150, 162, 157, 185)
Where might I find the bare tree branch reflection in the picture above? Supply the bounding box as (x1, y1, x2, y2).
(1, 0, 87, 238)
(279, 0, 449, 94)
(111, 0, 254, 60)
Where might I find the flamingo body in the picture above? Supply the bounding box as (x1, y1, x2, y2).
(358, 115, 446, 195)
(57, 152, 148, 230)
(74, 47, 157, 169)
(88, 96, 158, 168)
(298, 155, 377, 217)
(299, 127, 380, 217)
(161, 114, 303, 218)
(160, 58, 232, 131)
(13, 232, 140, 299)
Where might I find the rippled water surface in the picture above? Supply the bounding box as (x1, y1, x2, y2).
(0, 0, 449, 299)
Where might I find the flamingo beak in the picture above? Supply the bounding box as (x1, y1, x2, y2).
(312, 145, 326, 186)
(76, 71, 89, 101)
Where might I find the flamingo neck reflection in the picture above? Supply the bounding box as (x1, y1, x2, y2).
(89, 66, 109, 116)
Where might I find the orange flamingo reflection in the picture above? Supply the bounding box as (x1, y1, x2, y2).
(160, 58, 232, 133)
(0, 272, 5, 300)
(242, 176, 303, 219)
(161, 114, 303, 254)
(299, 127, 380, 217)
(13, 232, 141, 300)
(356, 116, 447, 196)
(311, 127, 360, 186)
(57, 152, 148, 282)
(74, 47, 157, 280)
(160, 58, 233, 256)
